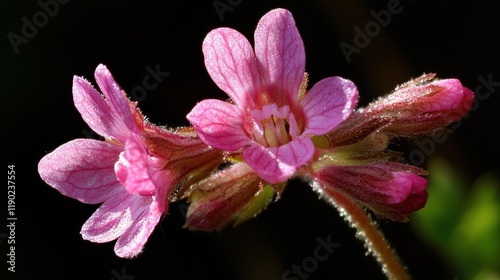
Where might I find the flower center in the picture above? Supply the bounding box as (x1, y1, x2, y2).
(251, 104, 300, 147)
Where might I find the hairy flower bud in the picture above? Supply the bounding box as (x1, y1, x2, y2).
(185, 163, 274, 231)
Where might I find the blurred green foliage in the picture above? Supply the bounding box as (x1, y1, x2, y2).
(411, 157, 500, 280)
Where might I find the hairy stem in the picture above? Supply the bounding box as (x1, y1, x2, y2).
(316, 183, 411, 280)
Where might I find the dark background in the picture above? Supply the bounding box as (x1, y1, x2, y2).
(2, 0, 499, 279)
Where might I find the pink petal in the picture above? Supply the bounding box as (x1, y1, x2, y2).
(73, 76, 134, 143)
(187, 99, 251, 151)
(430, 80, 474, 119)
(243, 137, 314, 183)
(366, 75, 473, 117)
(391, 78, 467, 112)
(114, 190, 167, 258)
(301, 76, 359, 136)
(38, 139, 124, 204)
(320, 163, 424, 203)
(94, 64, 139, 133)
(202, 28, 261, 107)
(315, 162, 428, 221)
(82, 170, 169, 258)
(362, 76, 475, 136)
(254, 8, 305, 104)
(415, 79, 465, 111)
(80, 190, 147, 243)
(115, 134, 159, 196)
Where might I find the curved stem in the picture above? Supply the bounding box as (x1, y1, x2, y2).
(318, 185, 411, 280)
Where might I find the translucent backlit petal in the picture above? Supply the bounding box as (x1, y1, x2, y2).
(301, 76, 358, 136)
(187, 99, 250, 151)
(38, 139, 123, 204)
(254, 8, 305, 104)
(203, 28, 261, 107)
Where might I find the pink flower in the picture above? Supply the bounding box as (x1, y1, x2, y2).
(313, 162, 428, 221)
(38, 64, 222, 257)
(327, 74, 475, 148)
(187, 8, 358, 184)
(360, 74, 475, 137)
(310, 74, 474, 221)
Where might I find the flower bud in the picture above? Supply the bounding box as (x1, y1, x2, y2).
(361, 73, 474, 137)
(313, 161, 428, 221)
(185, 163, 274, 231)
